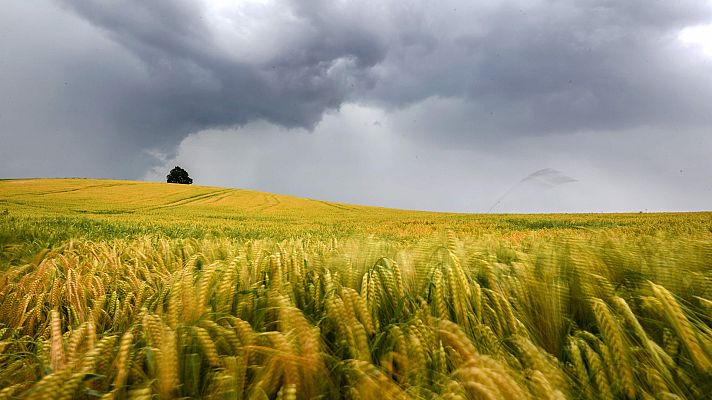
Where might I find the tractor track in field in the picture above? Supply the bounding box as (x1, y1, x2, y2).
(0, 198, 55, 210)
(314, 200, 361, 211)
(197, 191, 234, 205)
(4, 182, 136, 197)
(252, 193, 281, 212)
(142, 189, 235, 210)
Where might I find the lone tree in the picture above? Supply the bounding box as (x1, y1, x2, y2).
(166, 166, 193, 184)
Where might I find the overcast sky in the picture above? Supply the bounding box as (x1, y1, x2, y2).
(2, 1, 712, 213)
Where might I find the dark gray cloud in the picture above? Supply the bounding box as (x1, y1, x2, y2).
(366, 1, 712, 140)
(2, 0, 711, 211)
(58, 0, 385, 132)
(23, 0, 712, 150)
(0, 2, 155, 178)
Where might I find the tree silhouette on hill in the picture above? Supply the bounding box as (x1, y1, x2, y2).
(166, 166, 193, 184)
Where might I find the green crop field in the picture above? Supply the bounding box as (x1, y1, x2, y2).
(1, 178, 711, 399)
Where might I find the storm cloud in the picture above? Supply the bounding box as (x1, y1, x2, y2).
(2, 0, 712, 211)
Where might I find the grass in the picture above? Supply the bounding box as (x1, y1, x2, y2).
(0, 178, 711, 399)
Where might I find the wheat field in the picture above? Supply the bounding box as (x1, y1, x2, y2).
(1, 179, 711, 399)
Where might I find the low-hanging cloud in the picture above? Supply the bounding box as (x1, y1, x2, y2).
(487, 169, 578, 213)
(144, 104, 712, 213)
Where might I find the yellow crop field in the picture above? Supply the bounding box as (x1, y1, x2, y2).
(1, 178, 711, 399)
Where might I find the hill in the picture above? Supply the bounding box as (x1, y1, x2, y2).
(0, 178, 372, 216)
(2, 178, 710, 242)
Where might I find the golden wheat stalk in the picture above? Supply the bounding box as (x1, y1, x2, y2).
(50, 310, 65, 372)
(590, 298, 635, 399)
(650, 282, 712, 373)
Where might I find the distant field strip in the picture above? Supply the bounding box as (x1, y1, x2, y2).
(1, 178, 710, 240)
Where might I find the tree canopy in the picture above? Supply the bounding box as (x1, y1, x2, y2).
(166, 166, 193, 184)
